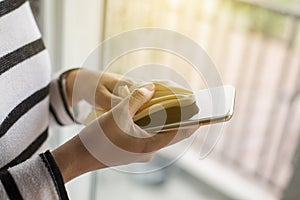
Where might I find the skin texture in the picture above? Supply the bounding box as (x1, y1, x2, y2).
(52, 69, 199, 183)
(65, 69, 132, 109)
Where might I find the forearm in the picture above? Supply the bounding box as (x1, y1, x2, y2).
(51, 135, 107, 183)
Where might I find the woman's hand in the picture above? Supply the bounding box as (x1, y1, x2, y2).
(52, 83, 199, 183)
(64, 69, 133, 109)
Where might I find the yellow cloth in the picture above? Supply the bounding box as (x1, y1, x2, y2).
(84, 80, 199, 128)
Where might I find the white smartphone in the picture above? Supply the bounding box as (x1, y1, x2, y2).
(143, 85, 236, 133)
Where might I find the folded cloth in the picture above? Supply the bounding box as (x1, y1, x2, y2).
(84, 80, 199, 128)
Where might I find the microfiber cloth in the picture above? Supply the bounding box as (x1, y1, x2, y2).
(84, 80, 199, 129)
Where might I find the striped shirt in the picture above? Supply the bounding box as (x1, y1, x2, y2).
(0, 0, 73, 199)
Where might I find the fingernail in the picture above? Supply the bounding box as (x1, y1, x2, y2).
(143, 83, 155, 91)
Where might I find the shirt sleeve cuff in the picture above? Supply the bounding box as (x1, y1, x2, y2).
(49, 69, 79, 126)
(39, 150, 69, 200)
(5, 152, 69, 200)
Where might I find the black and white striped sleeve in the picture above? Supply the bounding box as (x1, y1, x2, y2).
(0, 0, 70, 199)
(0, 151, 69, 200)
(49, 71, 77, 126)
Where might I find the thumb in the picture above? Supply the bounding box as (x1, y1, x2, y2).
(128, 83, 155, 117)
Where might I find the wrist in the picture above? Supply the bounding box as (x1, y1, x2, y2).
(52, 135, 106, 183)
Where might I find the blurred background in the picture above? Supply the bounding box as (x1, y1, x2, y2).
(29, 0, 300, 199)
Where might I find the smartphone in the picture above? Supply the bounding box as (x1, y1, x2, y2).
(142, 85, 236, 133)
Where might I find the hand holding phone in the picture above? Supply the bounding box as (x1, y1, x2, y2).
(84, 80, 235, 133)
